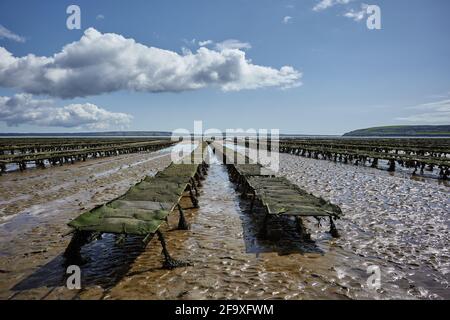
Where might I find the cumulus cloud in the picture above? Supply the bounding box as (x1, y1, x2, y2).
(96, 14, 105, 20)
(198, 39, 250, 50)
(343, 4, 369, 21)
(282, 16, 293, 24)
(0, 24, 25, 43)
(396, 99, 450, 124)
(198, 40, 213, 46)
(0, 28, 300, 98)
(0, 94, 132, 129)
(313, 0, 353, 11)
(214, 39, 252, 51)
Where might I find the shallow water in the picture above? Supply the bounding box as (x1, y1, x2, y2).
(0, 146, 448, 299)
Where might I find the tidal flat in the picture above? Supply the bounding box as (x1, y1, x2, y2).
(0, 144, 448, 300)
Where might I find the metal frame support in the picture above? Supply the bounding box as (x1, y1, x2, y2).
(177, 204, 190, 230)
(156, 230, 190, 269)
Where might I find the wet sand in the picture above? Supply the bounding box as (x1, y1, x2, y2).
(0, 146, 448, 300)
(0, 148, 173, 299)
(277, 153, 449, 299)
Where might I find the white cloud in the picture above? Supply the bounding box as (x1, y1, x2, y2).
(282, 16, 293, 24)
(199, 39, 250, 50)
(96, 14, 105, 20)
(0, 94, 132, 129)
(313, 0, 370, 24)
(214, 39, 252, 51)
(313, 0, 352, 12)
(343, 4, 369, 21)
(0, 28, 300, 98)
(198, 40, 213, 46)
(396, 99, 450, 124)
(0, 24, 25, 43)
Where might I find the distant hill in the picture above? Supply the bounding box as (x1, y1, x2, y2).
(0, 131, 172, 137)
(343, 125, 450, 137)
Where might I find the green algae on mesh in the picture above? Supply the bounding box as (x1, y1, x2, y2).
(67, 142, 208, 236)
(68, 204, 169, 235)
(155, 164, 199, 178)
(234, 164, 275, 177)
(244, 173, 342, 217)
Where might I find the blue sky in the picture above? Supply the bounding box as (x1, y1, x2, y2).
(0, 0, 449, 134)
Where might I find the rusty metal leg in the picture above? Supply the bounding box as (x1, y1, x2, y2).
(63, 230, 93, 265)
(371, 158, 378, 168)
(188, 184, 199, 208)
(156, 230, 190, 269)
(295, 217, 312, 241)
(190, 177, 199, 195)
(196, 171, 203, 185)
(199, 171, 205, 185)
(190, 191, 199, 208)
(241, 182, 248, 199)
(443, 168, 449, 180)
(388, 159, 396, 172)
(329, 216, 340, 238)
(177, 204, 190, 230)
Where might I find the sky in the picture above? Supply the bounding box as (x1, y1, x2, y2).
(0, 0, 449, 135)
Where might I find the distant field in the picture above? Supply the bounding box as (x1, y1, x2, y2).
(344, 125, 450, 137)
